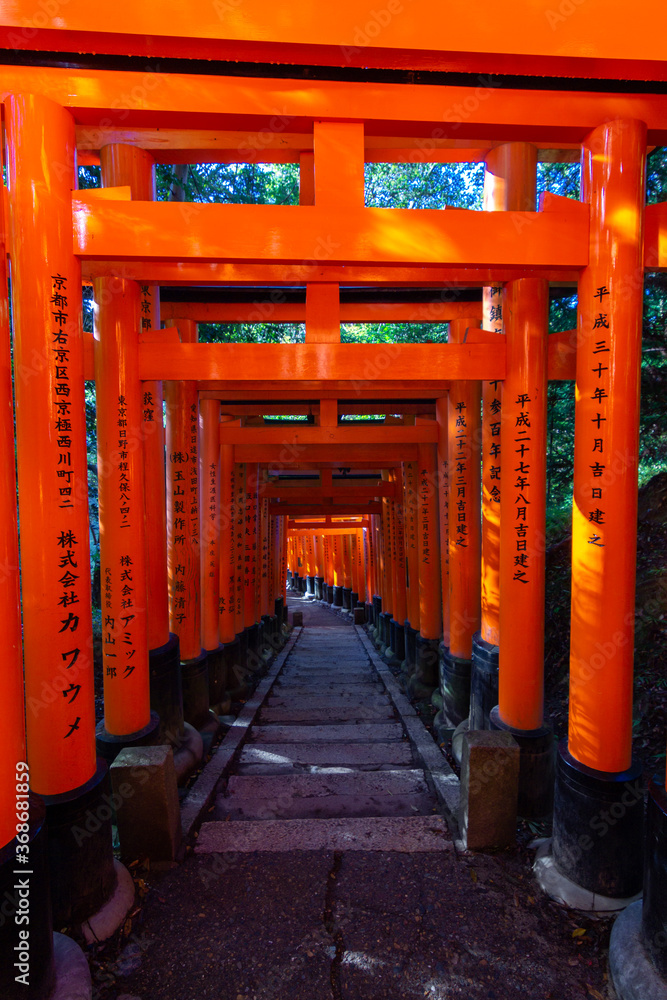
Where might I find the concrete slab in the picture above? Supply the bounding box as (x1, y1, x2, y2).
(259, 704, 394, 723)
(609, 900, 667, 1000)
(238, 741, 414, 768)
(195, 814, 451, 852)
(267, 694, 390, 710)
(216, 769, 434, 819)
(250, 722, 403, 743)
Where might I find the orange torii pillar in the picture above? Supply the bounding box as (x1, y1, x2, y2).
(314, 533, 325, 599)
(388, 475, 408, 663)
(166, 319, 209, 730)
(474, 141, 537, 732)
(377, 473, 394, 649)
(349, 530, 359, 607)
(432, 396, 451, 733)
(103, 143, 181, 745)
(6, 93, 120, 931)
(232, 463, 251, 689)
(363, 523, 374, 620)
(342, 533, 353, 610)
(332, 534, 344, 606)
(258, 488, 279, 657)
(409, 436, 443, 701)
(0, 120, 56, 992)
(244, 464, 261, 666)
(402, 461, 421, 678)
(354, 526, 366, 608)
(218, 426, 240, 710)
(440, 319, 481, 727)
(270, 514, 287, 642)
(372, 512, 386, 637)
(201, 398, 230, 713)
(488, 278, 554, 820)
(323, 534, 334, 603)
(551, 120, 647, 905)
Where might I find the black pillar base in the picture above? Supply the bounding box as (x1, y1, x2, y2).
(439, 647, 471, 729)
(333, 585, 344, 607)
(390, 619, 406, 660)
(43, 760, 118, 927)
(274, 595, 284, 621)
(642, 777, 667, 975)
(291, 572, 299, 591)
(342, 587, 352, 610)
(404, 623, 418, 673)
(490, 706, 555, 820)
(1, 795, 55, 999)
(372, 595, 382, 627)
(219, 638, 241, 701)
(261, 614, 278, 658)
(380, 611, 392, 648)
(306, 575, 315, 596)
(226, 635, 249, 699)
(326, 584, 334, 603)
(470, 631, 499, 730)
(149, 632, 183, 744)
(314, 575, 324, 600)
(350, 591, 359, 608)
(206, 643, 227, 709)
(286, 569, 293, 589)
(180, 649, 210, 729)
(282, 604, 289, 626)
(95, 711, 160, 765)
(415, 635, 440, 687)
(299, 576, 307, 594)
(552, 739, 644, 898)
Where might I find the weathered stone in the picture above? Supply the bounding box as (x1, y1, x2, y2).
(111, 745, 181, 863)
(250, 722, 403, 743)
(459, 730, 519, 851)
(292, 611, 304, 626)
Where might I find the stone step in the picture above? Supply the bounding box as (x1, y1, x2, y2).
(237, 741, 413, 770)
(214, 769, 434, 821)
(267, 691, 390, 706)
(235, 762, 415, 775)
(195, 815, 451, 853)
(249, 722, 403, 743)
(259, 704, 394, 723)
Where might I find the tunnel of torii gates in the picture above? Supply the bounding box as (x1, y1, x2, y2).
(1, 4, 667, 995)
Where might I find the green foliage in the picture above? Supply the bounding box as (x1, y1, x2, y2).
(155, 162, 299, 205)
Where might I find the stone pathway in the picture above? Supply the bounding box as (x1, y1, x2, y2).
(195, 597, 450, 854)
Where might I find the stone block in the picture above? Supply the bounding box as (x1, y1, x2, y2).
(354, 606, 366, 625)
(459, 730, 519, 851)
(292, 611, 303, 627)
(111, 745, 181, 864)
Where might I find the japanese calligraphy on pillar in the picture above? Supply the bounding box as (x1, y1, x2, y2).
(52, 273, 87, 738)
(189, 402, 199, 549)
(586, 285, 611, 549)
(117, 395, 131, 528)
(235, 465, 245, 622)
(103, 557, 137, 681)
(512, 393, 533, 584)
(453, 400, 469, 548)
(139, 284, 152, 333)
(207, 460, 217, 579)
(419, 469, 431, 562)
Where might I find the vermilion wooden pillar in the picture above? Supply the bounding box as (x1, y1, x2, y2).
(332, 534, 343, 606)
(244, 464, 261, 662)
(6, 92, 117, 931)
(441, 319, 481, 726)
(476, 142, 537, 733)
(552, 119, 647, 900)
(492, 278, 554, 819)
(166, 320, 208, 727)
(0, 129, 54, 992)
(234, 464, 246, 637)
(409, 436, 442, 699)
(402, 461, 421, 673)
(342, 533, 353, 609)
(435, 397, 450, 649)
(390, 475, 408, 662)
(378, 473, 393, 647)
(93, 272, 154, 742)
(219, 435, 236, 645)
(101, 145, 172, 663)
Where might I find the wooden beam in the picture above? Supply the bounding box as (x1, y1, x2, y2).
(220, 425, 437, 445)
(159, 300, 483, 323)
(141, 341, 504, 383)
(235, 445, 410, 464)
(3, 65, 667, 142)
(273, 503, 381, 516)
(265, 485, 394, 500)
(72, 197, 588, 270)
(289, 523, 370, 533)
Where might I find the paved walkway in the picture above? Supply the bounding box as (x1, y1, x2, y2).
(196, 595, 448, 854)
(92, 594, 614, 1000)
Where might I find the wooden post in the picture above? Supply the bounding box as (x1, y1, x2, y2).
(492, 277, 554, 819)
(552, 120, 647, 899)
(442, 319, 481, 726)
(410, 435, 442, 698)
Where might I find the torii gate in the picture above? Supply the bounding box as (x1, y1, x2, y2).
(0, 4, 666, 998)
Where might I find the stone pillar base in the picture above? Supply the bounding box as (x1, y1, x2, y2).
(342, 587, 352, 610)
(95, 711, 161, 765)
(111, 745, 181, 865)
(333, 585, 343, 607)
(459, 730, 520, 851)
(642, 777, 667, 976)
(490, 707, 555, 819)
